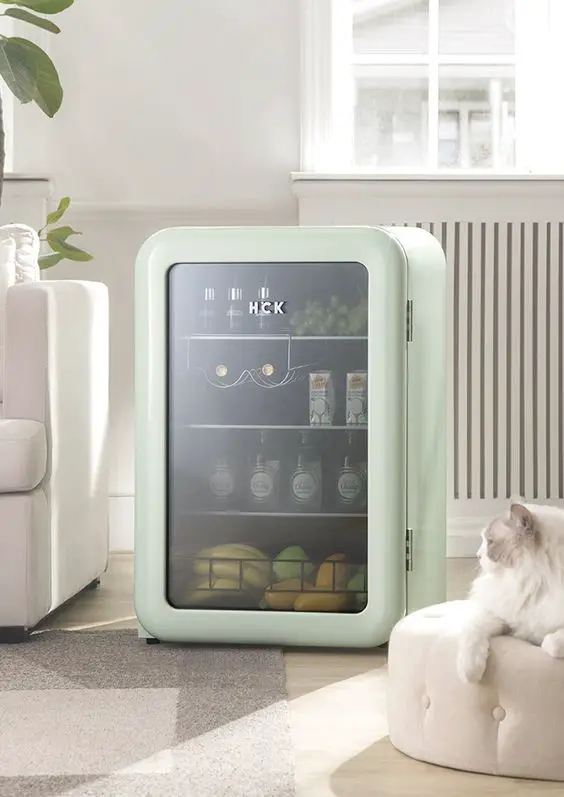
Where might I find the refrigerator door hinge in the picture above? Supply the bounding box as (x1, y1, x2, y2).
(406, 527, 414, 571)
(406, 300, 414, 342)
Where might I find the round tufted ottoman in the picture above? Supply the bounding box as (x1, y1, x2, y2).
(388, 601, 564, 781)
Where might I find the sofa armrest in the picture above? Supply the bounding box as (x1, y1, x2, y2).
(3, 280, 110, 608)
(0, 419, 46, 492)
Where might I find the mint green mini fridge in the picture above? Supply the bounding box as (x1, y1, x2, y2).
(134, 226, 446, 647)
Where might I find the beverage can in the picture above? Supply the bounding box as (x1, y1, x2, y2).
(309, 371, 335, 426)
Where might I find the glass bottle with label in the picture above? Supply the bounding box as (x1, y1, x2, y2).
(334, 433, 367, 512)
(247, 431, 280, 511)
(198, 287, 216, 332)
(207, 453, 237, 509)
(257, 285, 271, 332)
(288, 432, 322, 512)
(226, 287, 244, 332)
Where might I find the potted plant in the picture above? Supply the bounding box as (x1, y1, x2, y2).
(0, 0, 91, 267)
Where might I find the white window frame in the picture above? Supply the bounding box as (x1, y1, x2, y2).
(300, 0, 564, 174)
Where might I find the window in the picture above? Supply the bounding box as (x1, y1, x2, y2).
(301, 0, 564, 173)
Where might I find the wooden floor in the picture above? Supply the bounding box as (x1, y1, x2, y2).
(36, 554, 559, 796)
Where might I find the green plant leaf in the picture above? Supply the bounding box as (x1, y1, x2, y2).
(45, 196, 70, 226)
(38, 252, 63, 269)
(48, 237, 93, 261)
(0, 36, 36, 104)
(0, 0, 74, 14)
(47, 224, 81, 244)
(4, 37, 63, 116)
(3, 8, 61, 32)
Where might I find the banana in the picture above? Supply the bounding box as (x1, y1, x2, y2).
(193, 543, 272, 589)
(315, 553, 349, 590)
(185, 578, 242, 604)
(196, 543, 269, 562)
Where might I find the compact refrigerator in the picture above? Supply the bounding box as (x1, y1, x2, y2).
(134, 225, 446, 647)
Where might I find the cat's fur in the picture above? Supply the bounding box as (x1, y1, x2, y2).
(457, 501, 564, 683)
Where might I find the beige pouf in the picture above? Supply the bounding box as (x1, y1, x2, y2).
(388, 601, 564, 781)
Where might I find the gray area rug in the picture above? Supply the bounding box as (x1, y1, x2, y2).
(0, 630, 294, 797)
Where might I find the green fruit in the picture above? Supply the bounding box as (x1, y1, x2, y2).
(347, 571, 366, 592)
(347, 570, 367, 611)
(273, 546, 315, 582)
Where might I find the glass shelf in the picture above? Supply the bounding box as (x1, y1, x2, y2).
(181, 511, 368, 519)
(182, 334, 368, 342)
(184, 424, 368, 431)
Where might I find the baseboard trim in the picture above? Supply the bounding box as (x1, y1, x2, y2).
(109, 495, 134, 552)
(446, 520, 483, 558)
(110, 495, 484, 557)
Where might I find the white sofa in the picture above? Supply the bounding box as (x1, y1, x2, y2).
(0, 278, 109, 641)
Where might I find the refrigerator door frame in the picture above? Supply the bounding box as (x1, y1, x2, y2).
(385, 226, 447, 612)
(134, 225, 407, 647)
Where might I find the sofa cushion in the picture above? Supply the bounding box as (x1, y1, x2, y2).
(0, 419, 46, 492)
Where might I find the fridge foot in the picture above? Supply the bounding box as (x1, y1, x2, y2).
(86, 577, 101, 590)
(0, 626, 30, 643)
(145, 638, 160, 645)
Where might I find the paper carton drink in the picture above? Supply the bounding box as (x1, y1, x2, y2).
(309, 371, 335, 426)
(346, 371, 368, 425)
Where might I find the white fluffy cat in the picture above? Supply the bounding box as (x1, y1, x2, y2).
(457, 501, 564, 683)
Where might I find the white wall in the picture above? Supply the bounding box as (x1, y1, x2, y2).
(32, 0, 301, 548)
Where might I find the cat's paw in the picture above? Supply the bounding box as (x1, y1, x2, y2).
(457, 644, 488, 683)
(541, 632, 564, 659)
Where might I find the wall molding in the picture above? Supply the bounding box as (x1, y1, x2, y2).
(61, 201, 298, 228)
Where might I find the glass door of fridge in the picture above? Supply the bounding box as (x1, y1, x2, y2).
(167, 262, 368, 614)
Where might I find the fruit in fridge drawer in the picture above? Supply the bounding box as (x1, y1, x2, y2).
(193, 544, 271, 589)
(273, 545, 315, 582)
(315, 553, 349, 590)
(293, 590, 354, 612)
(185, 578, 243, 604)
(347, 570, 366, 592)
(347, 568, 367, 610)
(263, 578, 315, 610)
(348, 298, 368, 335)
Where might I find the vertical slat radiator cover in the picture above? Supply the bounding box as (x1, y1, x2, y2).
(400, 221, 564, 503)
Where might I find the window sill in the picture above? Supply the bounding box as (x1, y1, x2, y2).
(291, 171, 564, 183)
(291, 171, 564, 204)
(0, 174, 52, 230)
(291, 171, 564, 225)
(3, 173, 50, 182)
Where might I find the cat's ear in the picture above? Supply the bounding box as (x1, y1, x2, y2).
(510, 503, 534, 534)
(509, 494, 526, 505)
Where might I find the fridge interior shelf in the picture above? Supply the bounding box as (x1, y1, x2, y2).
(181, 511, 368, 518)
(181, 335, 369, 342)
(183, 334, 368, 389)
(185, 424, 368, 431)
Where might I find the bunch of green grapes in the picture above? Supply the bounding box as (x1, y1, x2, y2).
(290, 295, 368, 336)
(289, 299, 325, 335)
(348, 297, 368, 335)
